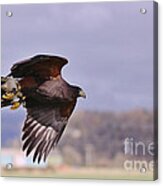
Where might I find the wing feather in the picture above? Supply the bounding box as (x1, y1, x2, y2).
(22, 105, 69, 163)
(10, 54, 68, 78)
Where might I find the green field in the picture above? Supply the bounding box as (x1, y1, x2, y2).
(1, 167, 154, 181)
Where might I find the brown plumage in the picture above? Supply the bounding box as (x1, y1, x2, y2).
(2, 54, 86, 163)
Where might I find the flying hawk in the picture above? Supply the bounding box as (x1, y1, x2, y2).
(1, 54, 86, 163)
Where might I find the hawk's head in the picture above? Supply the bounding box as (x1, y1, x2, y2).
(71, 86, 86, 99)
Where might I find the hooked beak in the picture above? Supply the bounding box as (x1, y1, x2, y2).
(79, 90, 86, 98)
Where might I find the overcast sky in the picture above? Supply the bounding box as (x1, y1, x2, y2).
(1, 1, 155, 111)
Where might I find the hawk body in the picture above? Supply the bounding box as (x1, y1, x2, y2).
(1, 54, 86, 163)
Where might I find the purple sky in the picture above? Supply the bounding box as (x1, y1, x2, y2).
(1, 1, 155, 111)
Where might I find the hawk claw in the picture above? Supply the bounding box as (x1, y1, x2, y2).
(2, 92, 15, 100)
(10, 101, 21, 110)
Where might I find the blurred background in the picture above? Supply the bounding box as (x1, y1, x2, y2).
(1, 2, 155, 180)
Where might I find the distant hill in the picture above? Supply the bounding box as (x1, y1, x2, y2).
(60, 109, 154, 165)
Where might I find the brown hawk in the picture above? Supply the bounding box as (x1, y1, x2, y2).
(1, 54, 86, 163)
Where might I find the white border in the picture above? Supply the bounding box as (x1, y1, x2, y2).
(0, 0, 158, 4)
(0, 0, 162, 185)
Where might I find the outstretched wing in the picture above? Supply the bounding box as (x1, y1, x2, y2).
(10, 54, 68, 79)
(22, 100, 76, 163)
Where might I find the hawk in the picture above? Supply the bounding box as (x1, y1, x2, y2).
(1, 54, 86, 163)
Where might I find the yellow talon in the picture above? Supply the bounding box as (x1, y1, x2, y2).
(22, 96, 26, 100)
(10, 102, 21, 110)
(2, 93, 15, 100)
